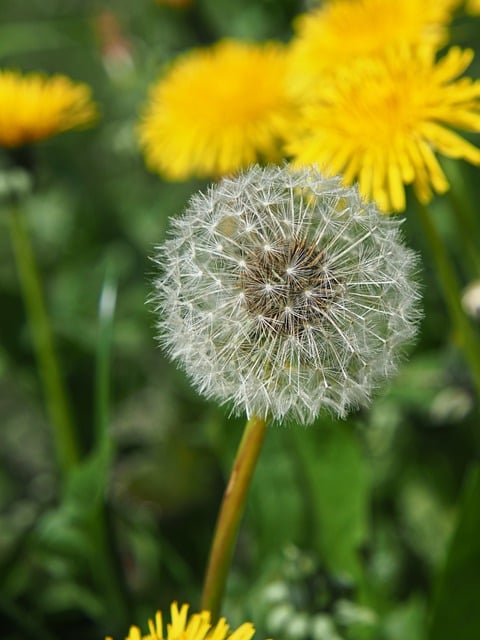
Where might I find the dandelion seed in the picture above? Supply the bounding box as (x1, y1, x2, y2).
(153, 165, 421, 424)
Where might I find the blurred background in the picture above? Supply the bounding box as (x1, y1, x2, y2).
(1, 1, 480, 639)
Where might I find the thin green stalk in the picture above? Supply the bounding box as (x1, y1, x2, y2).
(92, 268, 132, 628)
(91, 503, 132, 632)
(447, 192, 480, 280)
(201, 414, 268, 620)
(8, 203, 80, 479)
(416, 201, 480, 398)
(95, 269, 117, 450)
(442, 159, 480, 278)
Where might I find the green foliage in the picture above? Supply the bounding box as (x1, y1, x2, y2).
(1, 1, 480, 639)
(428, 464, 480, 640)
(290, 421, 369, 582)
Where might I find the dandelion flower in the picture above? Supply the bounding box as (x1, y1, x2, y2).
(153, 165, 420, 424)
(466, 0, 480, 14)
(138, 40, 293, 180)
(287, 0, 460, 99)
(286, 46, 480, 213)
(0, 70, 97, 147)
(106, 602, 256, 640)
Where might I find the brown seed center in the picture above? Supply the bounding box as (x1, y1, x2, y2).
(241, 239, 340, 335)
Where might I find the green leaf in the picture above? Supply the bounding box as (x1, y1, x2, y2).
(290, 419, 370, 581)
(382, 596, 427, 640)
(0, 22, 72, 57)
(248, 428, 305, 556)
(34, 447, 111, 560)
(428, 462, 480, 640)
(247, 420, 370, 581)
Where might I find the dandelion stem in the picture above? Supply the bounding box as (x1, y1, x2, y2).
(416, 201, 480, 398)
(445, 177, 480, 279)
(8, 202, 80, 480)
(442, 158, 480, 279)
(201, 414, 268, 620)
(87, 269, 132, 631)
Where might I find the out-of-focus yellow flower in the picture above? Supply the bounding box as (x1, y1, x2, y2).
(466, 0, 480, 14)
(286, 46, 480, 212)
(0, 70, 97, 147)
(287, 0, 460, 100)
(138, 40, 293, 180)
(106, 602, 256, 640)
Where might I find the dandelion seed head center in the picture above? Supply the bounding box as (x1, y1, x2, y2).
(240, 238, 339, 335)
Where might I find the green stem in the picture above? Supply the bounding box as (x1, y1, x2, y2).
(8, 203, 80, 480)
(442, 158, 480, 279)
(92, 503, 132, 632)
(95, 270, 117, 450)
(201, 414, 268, 620)
(93, 269, 132, 627)
(416, 201, 480, 398)
(447, 193, 480, 281)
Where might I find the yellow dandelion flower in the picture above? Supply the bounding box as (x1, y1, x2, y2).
(0, 70, 97, 148)
(466, 0, 480, 14)
(287, 0, 460, 100)
(138, 40, 293, 180)
(286, 45, 480, 213)
(106, 602, 256, 640)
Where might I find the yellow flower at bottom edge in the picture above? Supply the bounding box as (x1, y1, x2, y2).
(106, 602, 256, 640)
(0, 70, 98, 147)
(287, 0, 460, 100)
(286, 45, 480, 213)
(138, 40, 293, 181)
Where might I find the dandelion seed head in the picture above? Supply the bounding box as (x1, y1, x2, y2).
(153, 165, 421, 424)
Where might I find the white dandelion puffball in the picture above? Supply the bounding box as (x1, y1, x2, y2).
(153, 165, 420, 424)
